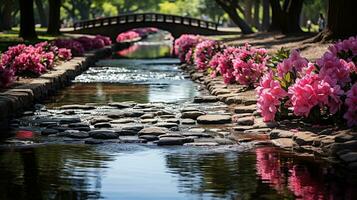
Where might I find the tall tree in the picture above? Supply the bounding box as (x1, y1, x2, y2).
(253, 0, 261, 30)
(269, 0, 304, 34)
(47, 0, 61, 35)
(0, 0, 13, 31)
(314, 0, 357, 41)
(262, 0, 270, 31)
(215, 0, 254, 34)
(19, 0, 37, 40)
(35, 0, 48, 27)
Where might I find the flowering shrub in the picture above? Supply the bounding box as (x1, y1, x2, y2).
(116, 27, 159, 43)
(174, 34, 203, 62)
(257, 36, 357, 127)
(194, 40, 222, 71)
(231, 44, 269, 86)
(53, 35, 111, 56)
(0, 41, 73, 87)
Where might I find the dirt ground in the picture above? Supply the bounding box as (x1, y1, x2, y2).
(221, 32, 331, 61)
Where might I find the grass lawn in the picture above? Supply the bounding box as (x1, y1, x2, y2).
(0, 27, 60, 52)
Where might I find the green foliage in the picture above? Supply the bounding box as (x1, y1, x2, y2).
(268, 47, 290, 69)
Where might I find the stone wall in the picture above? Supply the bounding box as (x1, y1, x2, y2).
(0, 47, 113, 130)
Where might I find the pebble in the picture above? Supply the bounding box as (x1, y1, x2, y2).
(89, 130, 118, 139)
(138, 127, 168, 136)
(197, 114, 231, 124)
(181, 111, 205, 119)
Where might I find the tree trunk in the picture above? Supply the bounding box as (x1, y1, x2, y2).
(268, 0, 282, 31)
(215, 0, 254, 34)
(2, 0, 13, 30)
(35, 0, 47, 27)
(244, 0, 253, 25)
(262, 0, 270, 31)
(314, 0, 357, 41)
(19, 0, 37, 40)
(253, 0, 261, 30)
(47, 0, 61, 35)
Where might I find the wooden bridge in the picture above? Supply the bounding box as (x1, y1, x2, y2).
(69, 13, 239, 39)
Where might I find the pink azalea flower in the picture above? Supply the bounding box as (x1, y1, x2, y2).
(344, 83, 357, 127)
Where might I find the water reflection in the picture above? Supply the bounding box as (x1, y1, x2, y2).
(0, 145, 356, 200)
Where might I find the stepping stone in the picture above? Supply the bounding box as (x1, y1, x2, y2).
(270, 129, 294, 139)
(59, 117, 81, 124)
(41, 129, 59, 136)
(117, 124, 145, 135)
(271, 138, 295, 149)
(140, 113, 155, 119)
(160, 115, 176, 119)
(89, 130, 118, 139)
(59, 105, 95, 110)
(181, 111, 205, 119)
(140, 119, 158, 124)
(197, 114, 231, 124)
(188, 128, 205, 133)
(90, 117, 112, 125)
(62, 130, 90, 139)
(108, 102, 136, 108)
(159, 133, 183, 138)
(39, 121, 58, 127)
(111, 118, 136, 124)
(293, 131, 318, 146)
(85, 139, 104, 144)
(94, 122, 112, 128)
(214, 138, 236, 145)
(236, 116, 254, 125)
(184, 142, 219, 146)
(233, 126, 253, 131)
(123, 110, 145, 117)
(139, 135, 159, 141)
(138, 127, 168, 136)
(234, 105, 256, 114)
(243, 128, 271, 134)
(157, 137, 192, 146)
(181, 119, 196, 125)
(180, 107, 200, 112)
(163, 118, 180, 124)
(156, 122, 178, 129)
(193, 96, 219, 103)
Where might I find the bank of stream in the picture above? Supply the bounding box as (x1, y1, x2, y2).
(0, 32, 356, 200)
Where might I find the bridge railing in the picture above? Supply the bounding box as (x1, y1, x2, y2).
(73, 13, 218, 31)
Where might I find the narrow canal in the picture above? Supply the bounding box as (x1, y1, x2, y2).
(0, 32, 356, 200)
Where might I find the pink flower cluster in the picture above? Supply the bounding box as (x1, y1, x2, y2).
(54, 35, 112, 56)
(116, 27, 159, 43)
(174, 34, 203, 62)
(193, 40, 222, 70)
(175, 34, 269, 86)
(257, 36, 357, 127)
(0, 42, 72, 87)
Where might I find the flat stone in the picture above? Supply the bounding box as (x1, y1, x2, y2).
(193, 96, 219, 103)
(49, 126, 70, 132)
(59, 104, 95, 110)
(180, 107, 200, 112)
(123, 110, 145, 117)
(108, 102, 136, 108)
(85, 139, 104, 144)
(39, 121, 58, 127)
(234, 105, 256, 114)
(197, 114, 231, 124)
(59, 117, 81, 124)
(90, 117, 112, 125)
(236, 116, 254, 125)
(94, 122, 112, 128)
(62, 130, 90, 139)
(139, 135, 159, 141)
(243, 128, 271, 134)
(335, 130, 357, 143)
(140, 119, 158, 124)
(188, 128, 205, 133)
(159, 133, 183, 138)
(106, 112, 124, 119)
(159, 115, 176, 119)
(163, 118, 180, 124)
(233, 126, 253, 131)
(68, 122, 90, 128)
(270, 129, 294, 139)
(140, 113, 155, 119)
(89, 130, 118, 139)
(271, 138, 295, 149)
(181, 119, 196, 125)
(293, 131, 318, 146)
(339, 152, 357, 163)
(253, 118, 278, 128)
(156, 122, 178, 129)
(329, 141, 357, 156)
(138, 127, 168, 136)
(181, 111, 205, 119)
(182, 132, 211, 138)
(157, 137, 189, 146)
(41, 129, 59, 136)
(111, 118, 136, 124)
(214, 138, 236, 145)
(184, 142, 219, 146)
(117, 124, 145, 135)
(156, 110, 174, 116)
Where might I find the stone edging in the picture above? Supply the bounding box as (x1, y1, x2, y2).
(0, 47, 113, 130)
(180, 64, 357, 170)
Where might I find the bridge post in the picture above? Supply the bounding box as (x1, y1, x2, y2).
(108, 18, 112, 25)
(189, 18, 192, 26)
